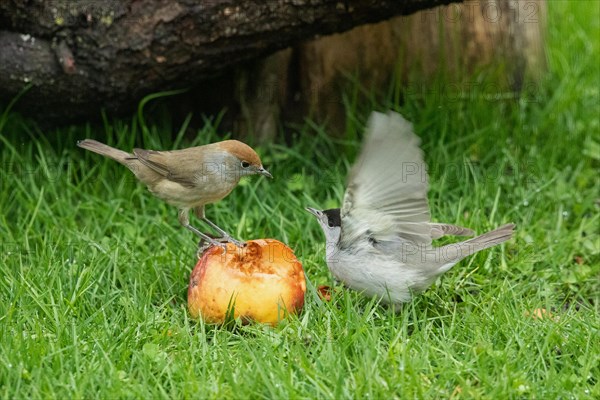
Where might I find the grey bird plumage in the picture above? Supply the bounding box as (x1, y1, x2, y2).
(307, 111, 515, 304)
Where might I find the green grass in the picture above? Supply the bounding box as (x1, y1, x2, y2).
(1, 1, 599, 398)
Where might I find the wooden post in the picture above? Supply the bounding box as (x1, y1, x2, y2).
(232, 0, 547, 139)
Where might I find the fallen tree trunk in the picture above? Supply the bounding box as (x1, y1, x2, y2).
(0, 0, 459, 123)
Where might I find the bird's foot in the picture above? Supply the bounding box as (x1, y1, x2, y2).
(224, 236, 245, 248)
(200, 218, 246, 248)
(196, 236, 226, 258)
(196, 235, 246, 258)
(198, 234, 245, 249)
(185, 224, 228, 255)
(197, 234, 227, 250)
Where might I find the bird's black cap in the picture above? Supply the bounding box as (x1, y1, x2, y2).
(323, 208, 342, 228)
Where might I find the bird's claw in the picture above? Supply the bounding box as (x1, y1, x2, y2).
(196, 238, 227, 259)
(196, 240, 214, 257)
(196, 236, 245, 258)
(207, 234, 246, 248)
(227, 237, 246, 248)
(197, 236, 226, 250)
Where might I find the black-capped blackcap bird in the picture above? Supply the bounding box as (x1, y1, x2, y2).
(78, 139, 272, 248)
(307, 111, 515, 305)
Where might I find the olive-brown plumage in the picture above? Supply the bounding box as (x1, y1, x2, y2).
(77, 139, 272, 247)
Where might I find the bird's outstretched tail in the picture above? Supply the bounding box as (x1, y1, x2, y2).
(77, 139, 132, 165)
(461, 223, 515, 255)
(434, 223, 515, 274)
(431, 223, 475, 239)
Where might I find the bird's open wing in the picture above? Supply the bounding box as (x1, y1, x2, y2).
(133, 148, 200, 188)
(340, 111, 432, 246)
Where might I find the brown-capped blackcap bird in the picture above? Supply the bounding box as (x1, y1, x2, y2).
(307, 111, 515, 305)
(77, 139, 272, 248)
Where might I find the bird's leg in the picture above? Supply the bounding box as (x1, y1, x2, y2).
(194, 206, 245, 248)
(178, 208, 227, 250)
(195, 232, 229, 257)
(202, 217, 245, 247)
(186, 224, 229, 248)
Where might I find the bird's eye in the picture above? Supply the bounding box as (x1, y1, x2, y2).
(241, 161, 250, 168)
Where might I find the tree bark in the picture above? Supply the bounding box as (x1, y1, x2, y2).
(0, 0, 460, 123)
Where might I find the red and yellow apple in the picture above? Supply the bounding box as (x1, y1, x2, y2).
(188, 239, 306, 325)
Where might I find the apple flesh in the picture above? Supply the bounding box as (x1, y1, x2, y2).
(188, 239, 306, 325)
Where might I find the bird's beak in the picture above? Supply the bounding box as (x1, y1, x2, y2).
(305, 207, 322, 218)
(258, 167, 273, 179)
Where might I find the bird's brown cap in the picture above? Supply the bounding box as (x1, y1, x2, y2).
(218, 140, 262, 165)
